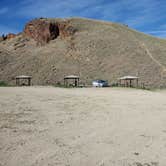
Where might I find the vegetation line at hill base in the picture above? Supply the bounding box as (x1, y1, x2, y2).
(1, 82, 163, 91)
(0, 81, 8, 87)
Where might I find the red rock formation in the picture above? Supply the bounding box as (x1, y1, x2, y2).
(24, 19, 59, 45)
(58, 21, 76, 38)
(24, 19, 76, 45)
(0, 33, 16, 41)
(6, 33, 17, 40)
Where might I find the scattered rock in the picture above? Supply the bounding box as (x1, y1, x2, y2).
(133, 162, 143, 166)
(134, 152, 139, 156)
(132, 162, 159, 166)
(14, 43, 26, 50)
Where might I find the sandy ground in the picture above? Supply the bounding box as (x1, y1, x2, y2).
(0, 87, 166, 166)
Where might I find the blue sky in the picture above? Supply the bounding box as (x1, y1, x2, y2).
(0, 0, 166, 38)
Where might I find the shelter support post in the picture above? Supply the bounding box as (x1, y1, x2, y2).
(136, 78, 138, 87)
(28, 78, 31, 86)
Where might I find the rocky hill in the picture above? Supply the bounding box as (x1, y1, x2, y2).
(0, 17, 166, 88)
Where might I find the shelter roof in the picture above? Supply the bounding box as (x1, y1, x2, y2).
(15, 75, 32, 79)
(64, 75, 79, 79)
(119, 76, 139, 80)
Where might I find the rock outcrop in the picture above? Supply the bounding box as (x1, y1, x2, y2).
(6, 33, 17, 40)
(24, 19, 59, 45)
(58, 21, 77, 38)
(24, 19, 76, 45)
(0, 33, 17, 42)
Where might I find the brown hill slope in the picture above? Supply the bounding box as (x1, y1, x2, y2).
(0, 17, 166, 87)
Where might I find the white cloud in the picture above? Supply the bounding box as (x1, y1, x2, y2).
(0, 25, 18, 35)
(16, 0, 166, 26)
(0, 7, 9, 15)
(159, 24, 166, 30)
(146, 30, 166, 38)
(17, 0, 101, 18)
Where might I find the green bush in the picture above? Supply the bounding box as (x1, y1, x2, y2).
(0, 81, 8, 87)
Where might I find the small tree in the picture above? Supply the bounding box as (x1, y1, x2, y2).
(2, 34, 7, 40)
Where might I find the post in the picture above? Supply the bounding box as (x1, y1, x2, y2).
(28, 78, 31, 86)
(129, 79, 132, 87)
(16, 78, 18, 86)
(74, 78, 76, 87)
(17, 78, 20, 86)
(64, 78, 66, 87)
(125, 80, 127, 87)
(136, 78, 138, 87)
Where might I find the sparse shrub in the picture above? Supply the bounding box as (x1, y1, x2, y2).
(0, 81, 8, 87)
(2, 34, 6, 40)
(111, 83, 119, 87)
(54, 82, 66, 88)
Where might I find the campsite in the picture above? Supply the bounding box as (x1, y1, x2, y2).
(1, 0, 166, 165)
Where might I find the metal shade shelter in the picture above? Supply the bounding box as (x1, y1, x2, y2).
(119, 75, 139, 87)
(15, 75, 32, 86)
(64, 75, 79, 87)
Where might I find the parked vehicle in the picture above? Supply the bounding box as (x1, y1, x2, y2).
(92, 80, 108, 87)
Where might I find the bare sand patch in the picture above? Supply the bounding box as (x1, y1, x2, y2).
(0, 87, 166, 166)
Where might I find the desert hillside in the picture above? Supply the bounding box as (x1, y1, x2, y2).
(0, 17, 166, 87)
